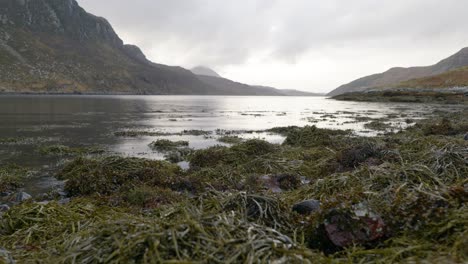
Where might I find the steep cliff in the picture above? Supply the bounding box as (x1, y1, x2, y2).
(0, 0, 213, 94)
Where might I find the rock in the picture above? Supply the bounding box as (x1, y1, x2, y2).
(58, 198, 71, 205)
(292, 199, 321, 215)
(15, 192, 32, 203)
(309, 203, 386, 252)
(258, 174, 303, 193)
(0, 204, 10, 212)
(323, 205, 385, 248)
(464, 133, 468, 140)
(0, 248, 15, 264)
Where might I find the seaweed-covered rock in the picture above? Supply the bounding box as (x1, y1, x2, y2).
(254, 174, 302, 193)
(292, 199, 321, 215)
(57, 156, 181, 196)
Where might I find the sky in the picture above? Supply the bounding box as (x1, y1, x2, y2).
(78, 0, 468, 93)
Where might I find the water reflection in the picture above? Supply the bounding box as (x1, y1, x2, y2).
(0, 95, 463, 195)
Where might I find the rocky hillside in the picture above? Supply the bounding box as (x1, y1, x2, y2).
(394, 66, 468, 89)
(0, 0, 217, 94)
(328, 47, 468, 96)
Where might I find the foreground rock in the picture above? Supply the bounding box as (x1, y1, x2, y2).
(15, 192, 32, 203)
(292, 199, 321, 215)
(310, 203, 386, 252)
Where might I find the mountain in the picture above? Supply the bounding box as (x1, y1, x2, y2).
(195, 75, 283, 96)
(394, 66, 468, 89)
(0, 0, 220, 94)
(328, 47, 468, 96)
(191, 66, 221, 78)
(192, 67, 321, 96)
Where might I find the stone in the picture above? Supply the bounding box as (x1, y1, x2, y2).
(0, 204, 10, 212)
(15, 192, 32, 203)
(464, 133, 468, 140)
(58, 198, 71, 205)
(292, 199, 321, 215)
(0, 247, 15, 264)
(323, 205, 385, 248)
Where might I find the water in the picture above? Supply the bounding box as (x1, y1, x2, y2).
(0, 95, 462, 195)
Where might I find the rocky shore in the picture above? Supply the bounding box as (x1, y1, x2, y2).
(0, 109, 467, 263)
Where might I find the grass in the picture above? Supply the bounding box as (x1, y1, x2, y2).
(0, 109, 467, 263)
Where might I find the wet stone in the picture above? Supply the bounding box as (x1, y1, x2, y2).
(58, 198, 71, 205)
(15, 192, 32, 203)
(292, 199, 321, 215)
(0, 204, 10, 212)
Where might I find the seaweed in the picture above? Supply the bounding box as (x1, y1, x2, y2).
(217, 135, 244, 144)
(0, 164, 30, 193)
(148, 139, 189, 152)
(1, 109, 467, 263)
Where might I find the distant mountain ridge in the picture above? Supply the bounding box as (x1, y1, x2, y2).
(191, 66, 221, 78)
(191, 66, 321, 96)
(328, 47, 468, 96)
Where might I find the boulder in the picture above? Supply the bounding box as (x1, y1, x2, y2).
(464, 133, 468, 140)
(292, 199, 321, 215)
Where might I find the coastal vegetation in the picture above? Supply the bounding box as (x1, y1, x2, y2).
(1, 109, 466, 263)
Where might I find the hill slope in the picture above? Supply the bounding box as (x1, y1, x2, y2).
(328, 47, 468, 96)
(0, 0, 214, 94)
(394, 66, 468, 89)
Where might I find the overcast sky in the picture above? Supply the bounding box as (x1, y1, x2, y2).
(78, 0, 468, 93)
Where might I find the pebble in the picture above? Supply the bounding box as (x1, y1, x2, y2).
(292, 199, 321, 215)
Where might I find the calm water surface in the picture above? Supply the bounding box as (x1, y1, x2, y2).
(0, 95, 462, 195)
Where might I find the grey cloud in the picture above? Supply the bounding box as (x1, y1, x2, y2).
(77, 0, 468, 91)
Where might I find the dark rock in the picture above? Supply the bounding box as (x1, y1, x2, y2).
(258, 174, 303, 193)
(464, 133, 468, 140)
(309, 203, 386, 252)
(15, 192, 32, 203)
(58, 198, 71, 205)
(324, 205, 385, 248)
(292, 199, 321, 215)
(0, 204, 10, 212)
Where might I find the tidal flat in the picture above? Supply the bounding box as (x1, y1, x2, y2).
(0, 99, 467, 263)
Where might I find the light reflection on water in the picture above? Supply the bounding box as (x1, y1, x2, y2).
(0, 95, 462, 194)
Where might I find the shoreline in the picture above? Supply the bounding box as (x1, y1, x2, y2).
(1, 107, 467, 263)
